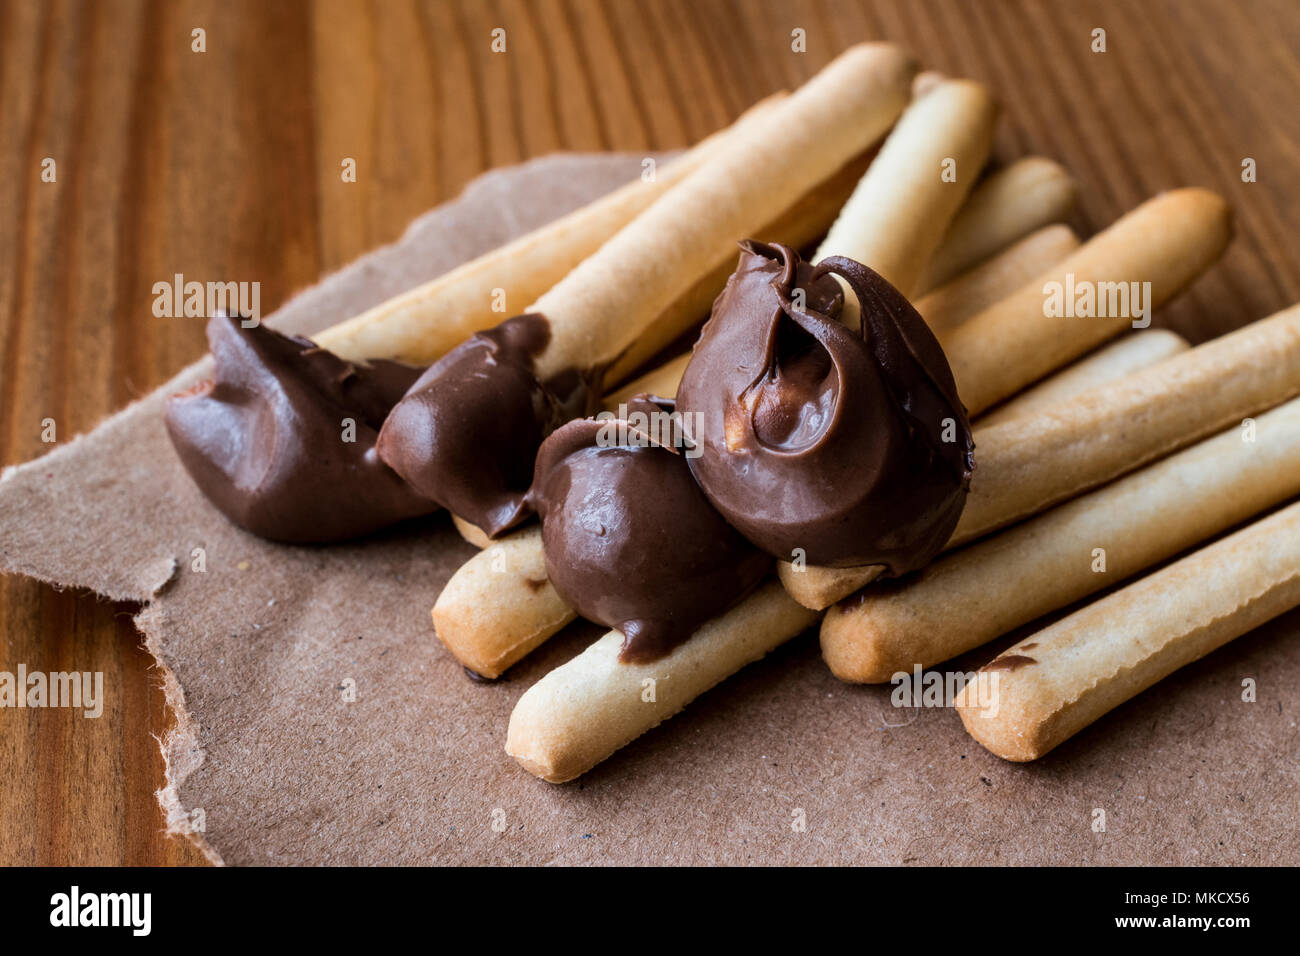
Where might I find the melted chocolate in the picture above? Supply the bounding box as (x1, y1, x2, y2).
(527, 397, 771, 662)
(676, 241, 975, 572)
(376, 314, 595, 537)
(165, 314, 437, 543)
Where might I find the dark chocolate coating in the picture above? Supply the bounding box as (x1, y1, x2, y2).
(376, 314, 593, 538)
(527, 397, 771, 663)
(165, 314, 437, 543)
(676, 241, 974, 572)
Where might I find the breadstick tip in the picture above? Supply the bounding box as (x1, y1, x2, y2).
(1155, 186, 1233, 236)
(431, 603, 502, 680)
(912, 70, 946, 97)
(819, 600, 907, 683)
(830, 41, 920, 89)
(954, 673, 1048, 762)
(505, 703, 584, 784)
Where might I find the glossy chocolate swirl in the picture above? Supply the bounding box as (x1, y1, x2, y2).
(527, 396, 771, 662)
(165, 314, 437, 543)
(676, 241, 974, 571)
(377, 314, 595, 538)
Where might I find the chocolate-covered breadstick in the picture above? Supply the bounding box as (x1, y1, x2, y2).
(436, 187, 1072, 677)
(781, 189, 1234, 609)
(165, 315, 435, 543)
(675, 244, 973, 569)
(377, 44, 917, 537)
(821, 396, 1300, 682)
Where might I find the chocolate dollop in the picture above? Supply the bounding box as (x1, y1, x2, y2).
(527, 396, 771, 663)
(676, 241, 974, 572)
(165, 314, 437, 543)
(376, 314, 594, 538)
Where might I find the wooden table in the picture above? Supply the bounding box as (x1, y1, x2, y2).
(2, 0, 1297, 865)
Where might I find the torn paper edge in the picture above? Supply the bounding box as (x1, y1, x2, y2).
(136, 602, 226, 867)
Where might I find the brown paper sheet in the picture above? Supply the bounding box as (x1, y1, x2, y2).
(2, 154, 1297, 866)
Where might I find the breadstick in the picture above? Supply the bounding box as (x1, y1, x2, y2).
(602, 150, 873, 387)
(942, 188, 1231, 415)
(459, 147, 1069, 543)
(915, 156, 1078, 293)
(623, 78, 999, 390)
(433, 525, 577, 679)
(505, 581, 819, 782)
(610, 154, 1070, 391)
(977, 328, 1189, 426)
(916, 224, 1080, 333)
(502, 83, 997, 771)
(780, 315, 1155, 608)
(912, 70, 946, 98)
(605, 353, 691, 410)
(777, 554, 884, 610)
(314, 94, 786, 363)
(502, 216, 1243, 773)
(784, 303, 1300, 610)
(720, 78, 990, 582)
(445, 150, 874, 551)
(450, 514, 493, 550)
(441, 351, 692, 677)
(956, 500, 1300, 761)
(442, 195, 1088, 667)
(530, 43, 916, 384)
(821, 396, 1300, 683)
(382, 44, 916, 542)
(779, 189, 1231, 608)
(956, 302, 1300, 543)
(437, 77, 992, 664)
(816, 77, 998, 311)
(595, 207, 1077, 432)
(449, 351, 696, 554)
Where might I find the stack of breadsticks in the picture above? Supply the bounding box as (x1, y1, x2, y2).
(168, 44, 1300, 783)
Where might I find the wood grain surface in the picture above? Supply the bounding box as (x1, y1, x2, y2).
(2, 0, 1298, 865)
